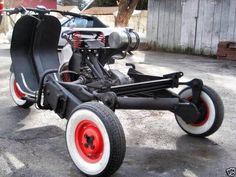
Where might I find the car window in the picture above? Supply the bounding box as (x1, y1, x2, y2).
(63, 17, 94, 28)
(63, 19, 72, 27)
(86, 20, 94, 28)
(74, 18, 91, 28)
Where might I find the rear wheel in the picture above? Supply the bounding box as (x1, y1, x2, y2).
(175, 86, 224, 137)
(66, 102, 126, 177)
(9, 73, 33, 108)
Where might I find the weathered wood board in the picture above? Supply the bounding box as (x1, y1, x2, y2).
(147, 0, 236, 55)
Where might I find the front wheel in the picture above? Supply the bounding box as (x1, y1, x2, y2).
(66, 102, 126, 177)
(175, 86, 224, 137)
(9, 73, 33, 108)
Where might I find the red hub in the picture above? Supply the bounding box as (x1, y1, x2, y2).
(188, 97, 209, 127)
(75, 120, 104, 163)
(13, 80, 25, 99)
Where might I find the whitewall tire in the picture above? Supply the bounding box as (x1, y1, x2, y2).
(9, 73, 33, 108)
(176, 86, 224, 137)
(66, 102, 126, 177)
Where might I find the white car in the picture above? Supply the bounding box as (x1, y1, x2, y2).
(7, 13, 127, 50)
(59, 14, 120, 49)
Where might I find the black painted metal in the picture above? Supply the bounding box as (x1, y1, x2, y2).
(116, 96, 200, 124)
(116, 97, 179, 110)
(44, 80, 82, 118)
(33, 15, 61, 78)
(10, 15, 39, 93)
(128, 68, 163, 82)
(111, 79, 174, 96)
(179, 79, 203, 106)
(59, 82, 94, 102)
(37, 69, 58, 109)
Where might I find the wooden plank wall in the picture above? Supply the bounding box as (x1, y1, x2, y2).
(147, 0, 182, 49)
(147, 0, 236, 55)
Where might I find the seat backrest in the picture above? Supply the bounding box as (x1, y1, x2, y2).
(10, 15, 39, 93)
(33, 15, 61, 78)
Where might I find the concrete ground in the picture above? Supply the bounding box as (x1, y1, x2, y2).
(0, 45, 235, 177)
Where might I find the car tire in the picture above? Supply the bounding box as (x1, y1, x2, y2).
(175, 86, 224, 137)
(66, 102, 126, 177)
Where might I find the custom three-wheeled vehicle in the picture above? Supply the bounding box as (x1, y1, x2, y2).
(5, 6, 224, 177)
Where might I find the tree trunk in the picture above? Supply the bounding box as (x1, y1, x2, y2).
(0, 0, 21, 33)
(115, 0, 139, 27)
(0, 14, 9, 33)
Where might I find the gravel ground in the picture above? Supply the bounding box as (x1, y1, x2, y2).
(0, 46, 235, 177)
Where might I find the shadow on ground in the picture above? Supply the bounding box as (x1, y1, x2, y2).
(70, 135, 229, 177)
(0, 110, 229, 177)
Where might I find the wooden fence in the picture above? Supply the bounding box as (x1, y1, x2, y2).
(147, 0, 236, 55)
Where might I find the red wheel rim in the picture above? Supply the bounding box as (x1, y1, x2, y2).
(13, 80, 25, 99)
(187, 97, 209, 127)
(75, 120, 104, 163)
